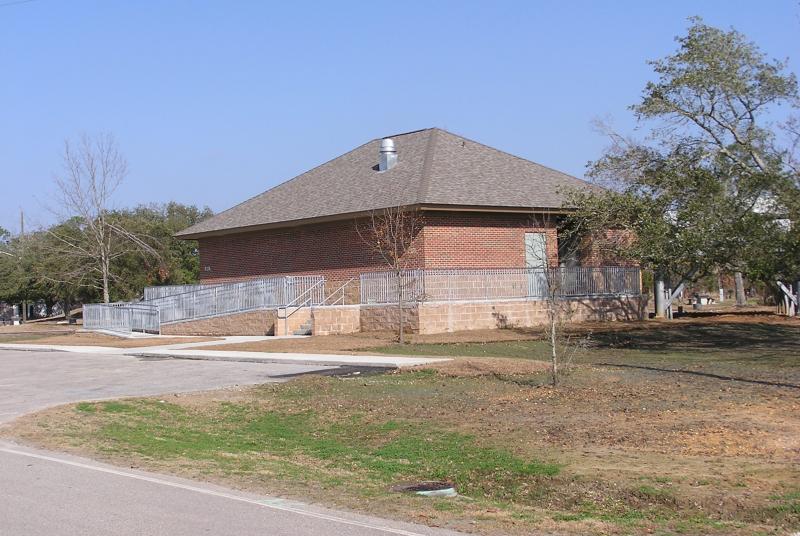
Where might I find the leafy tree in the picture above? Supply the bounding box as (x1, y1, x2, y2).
(0, 231, 51, 317)
(0, 228, 21, 302)
(30, 221, 100, 307)
(109, 203, 213, 299)
(4, 203, 212, 310)
(571, 18, 799, 312)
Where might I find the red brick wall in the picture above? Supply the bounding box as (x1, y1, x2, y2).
(422, 211, 559, 268)
(198, 218, 422, 285)
(578, 229, 638, 267)
(197, 211, 559, 284)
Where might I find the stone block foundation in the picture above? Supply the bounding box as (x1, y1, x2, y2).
(360, 304, 420, 334)
(359, 296, 646, 335)
(311, 305, 361, 335)
(159, 296, 646, 336)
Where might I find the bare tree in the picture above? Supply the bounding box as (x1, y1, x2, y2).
(48, 133, 158, 303)
(527, 215, 591, 386)
(358, 206, 423, 344)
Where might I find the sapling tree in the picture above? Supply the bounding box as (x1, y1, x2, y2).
(526, 215, 591, 386)
(357, 206, 424, 344)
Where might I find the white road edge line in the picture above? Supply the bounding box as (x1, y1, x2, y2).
(0, 446, 429, 536)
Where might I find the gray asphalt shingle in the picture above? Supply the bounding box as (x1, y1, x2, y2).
(177, 128, 593, 238)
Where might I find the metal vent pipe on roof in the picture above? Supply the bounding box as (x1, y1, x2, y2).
(379, 138, 397, 171)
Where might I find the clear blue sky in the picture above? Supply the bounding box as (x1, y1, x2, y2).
(2, 0, 798, 233)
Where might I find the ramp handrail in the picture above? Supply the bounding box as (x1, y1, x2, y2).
(319, 277, 358, 306)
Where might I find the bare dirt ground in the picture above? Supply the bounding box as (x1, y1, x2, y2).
(0, 322, 77, 334)
(5, 312, 799, 535)
(0, 326, 218, 347)
(200, 310, 800, 354)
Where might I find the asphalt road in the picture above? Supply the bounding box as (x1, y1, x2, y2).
(0, 349, 457, 536)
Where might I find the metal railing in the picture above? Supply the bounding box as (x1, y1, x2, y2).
(85, 276, 326, 332)
(85, 268, 641, 331)
(319, 277, 358, 306)
(83, 303, 160, 333)
(143, 283, 220, 301)
(360, 267, 641, 304)
(277, 278, 327, 335)
(145, 276, 325, 325)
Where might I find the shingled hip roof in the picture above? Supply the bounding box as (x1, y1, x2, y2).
(177, 127, 596, 239)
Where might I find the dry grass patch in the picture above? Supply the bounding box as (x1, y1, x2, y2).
(0, 323, 78, 343)
(0, 322, 77, 334)
(26, 332, 219, 347)
(0, 330, 219, 347)
(4, 316, 799, 535)
(6, 367, 799, 534)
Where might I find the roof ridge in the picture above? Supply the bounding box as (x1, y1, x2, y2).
(380, 127, 435, 139)
(416, 129, 439, 203)
(180, 137, 377, 234)
(430, 127, 591, 186)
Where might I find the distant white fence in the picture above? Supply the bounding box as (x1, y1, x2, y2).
(360, 267, 641, 305)
(84, 275, 325, 332)
(83, 303, 161, 333)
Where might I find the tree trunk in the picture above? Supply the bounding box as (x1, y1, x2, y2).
(654, 277, 666, 318)
(397, 271, 404, 344)
(794, 280, 800, 316)
(102, 258, 111, 304)
(550, 320, 558, 386)
(734, 271, 746, 306)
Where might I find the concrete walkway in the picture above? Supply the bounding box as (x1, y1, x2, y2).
(0, 336, 449, 368)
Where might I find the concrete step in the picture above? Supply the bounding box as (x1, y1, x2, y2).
(295, 320, 313, 334)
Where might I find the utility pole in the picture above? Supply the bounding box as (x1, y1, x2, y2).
(19, 209, 27, 322)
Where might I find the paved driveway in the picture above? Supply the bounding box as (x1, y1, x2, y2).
(0, 349, 330, 423)
(0, 349, 457, 536)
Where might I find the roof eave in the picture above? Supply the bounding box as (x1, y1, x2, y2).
(175, 203, 574, 240)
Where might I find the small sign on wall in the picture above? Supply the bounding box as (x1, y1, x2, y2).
(203, 266, 212, 272)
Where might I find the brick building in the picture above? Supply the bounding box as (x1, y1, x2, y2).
(177, 128, 597, 284)
(81, 128, 643, 337)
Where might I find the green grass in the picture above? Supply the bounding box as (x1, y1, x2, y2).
(767, 490, 800, 518)
(75, 402, 97, 413)
(82, 396, 559, 504)
(552, 506, 646, 526)
(637, 485, 674, 501)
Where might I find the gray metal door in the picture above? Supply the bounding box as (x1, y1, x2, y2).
(525, 233, 548, 297)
